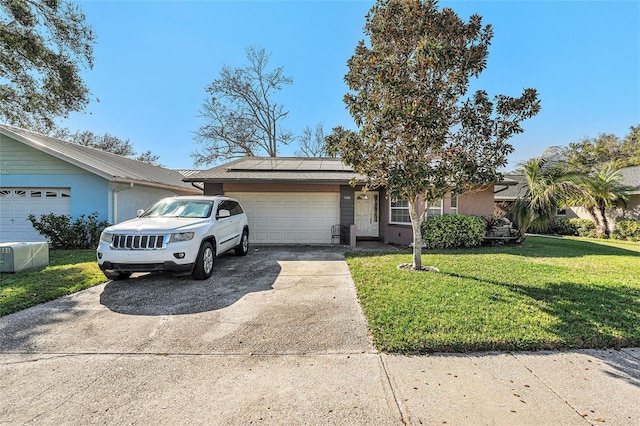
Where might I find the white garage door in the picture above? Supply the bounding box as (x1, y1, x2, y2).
(0, 188, 71, 242)
(227, 192, 340, 244)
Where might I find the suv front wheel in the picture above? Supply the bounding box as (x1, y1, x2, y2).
(192, 241, 214, 280)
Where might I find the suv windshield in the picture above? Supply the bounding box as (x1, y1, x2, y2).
(142, 200, 213, 218)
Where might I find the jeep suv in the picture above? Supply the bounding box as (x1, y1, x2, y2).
(97, 196, 249, 280)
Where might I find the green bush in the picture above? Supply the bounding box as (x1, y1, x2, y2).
(569, 218, 596, 237)
(551, 217, 577, 235)
(421, 215, 486, 249)
(27, 212, 110, 249)
(617, 219, 640, 240)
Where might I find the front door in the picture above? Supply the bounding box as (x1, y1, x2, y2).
(355, 191, 379, 238)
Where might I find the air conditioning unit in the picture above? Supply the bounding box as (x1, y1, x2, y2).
(0, 242, 49, 273)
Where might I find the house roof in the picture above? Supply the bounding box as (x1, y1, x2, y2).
(183, 157, 366, 184)
(620, 165, 640, 194)
(494, 174, 528, 200)
(0, 124, 200, 193)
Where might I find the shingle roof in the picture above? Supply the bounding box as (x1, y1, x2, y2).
(620, 165, 640, 194)
(494, 174, 528, 200)
(0, 124, 199, 192)
(184, 157, 365, 183)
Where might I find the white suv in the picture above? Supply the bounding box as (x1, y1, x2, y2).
(97, 196, 249, 280)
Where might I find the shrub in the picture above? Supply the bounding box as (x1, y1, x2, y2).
(28, 212, 111, 249)
(421, 215, 486, 249)
(569, 218, 596, 237)
(617, 219, 640, 240)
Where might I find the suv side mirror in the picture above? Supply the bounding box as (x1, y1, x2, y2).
(217, 209, 231, 219)
(137, 209, 145, 217)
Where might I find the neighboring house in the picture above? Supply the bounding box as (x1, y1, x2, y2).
(618, 165, 640, 219)
(183, 157, 498, 246)
(568, 165, 640, 227)
(0, 125, 201, 243)
(494, 168, 640, 229)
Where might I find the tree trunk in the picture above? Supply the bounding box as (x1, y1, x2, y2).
(409, 196, 423, 270)
(586, 206, 599, 226)
(599, 203, 610, 236)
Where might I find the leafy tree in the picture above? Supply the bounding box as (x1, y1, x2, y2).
(510, 148, 585, 238)
(576, 164, 633, 236)
(193, 46, 293, 165)
(0, 0, 95, 132)
(66, 130, 162, 166)
(295, 123, 333, 157)
(561, 125, 640, 173)
(326, 0, 540, 270)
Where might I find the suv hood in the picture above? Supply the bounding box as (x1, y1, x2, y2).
(105, 217, 209, 233)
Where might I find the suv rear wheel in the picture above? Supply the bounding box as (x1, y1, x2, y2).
(192, 241, 214, 280)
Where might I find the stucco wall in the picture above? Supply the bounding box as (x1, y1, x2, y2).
(458, 187, 495, 217)
(382, 185, 495, 245)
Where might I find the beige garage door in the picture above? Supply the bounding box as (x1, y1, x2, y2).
(227, 192, 340, 244)
(0, 188, 71, 242)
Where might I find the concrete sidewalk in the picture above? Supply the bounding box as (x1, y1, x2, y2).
(1, 247, 639, 425)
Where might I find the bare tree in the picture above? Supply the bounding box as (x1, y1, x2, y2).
(295, 123, 332, 157)
(192, 46, 293, 165)
(66, 130, 162, 166)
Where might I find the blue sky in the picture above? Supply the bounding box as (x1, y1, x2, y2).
(64, 0, 640, 171)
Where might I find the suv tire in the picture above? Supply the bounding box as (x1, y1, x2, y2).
(235, 230, 249, 256)
(192, 241, 214, 280)
(103, 271, 132, 281)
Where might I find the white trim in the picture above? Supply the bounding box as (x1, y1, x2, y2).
(389, 199, 411, 225)
(426, 199, 443, 217)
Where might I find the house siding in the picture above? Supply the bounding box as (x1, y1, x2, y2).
(0, 135, 90, 175)
(339, 186, 355, 226)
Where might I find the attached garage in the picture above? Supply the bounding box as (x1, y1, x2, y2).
(0, 188, 71, 242)
(184, 157, 363, 246)
(227, 192, 340, 244)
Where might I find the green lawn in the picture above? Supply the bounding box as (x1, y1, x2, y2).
(347, 236, 640, 353)
(0, 250, 106, 317)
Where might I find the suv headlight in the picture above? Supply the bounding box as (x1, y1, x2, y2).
(100, 232, 113, 243)
(170, 232, 195, 242)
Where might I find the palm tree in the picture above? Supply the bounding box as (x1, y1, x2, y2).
(577, 164, 633, 235)
(510, 148, 586, 239)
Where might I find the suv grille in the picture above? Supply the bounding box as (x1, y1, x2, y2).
(111, 234, 169, 250)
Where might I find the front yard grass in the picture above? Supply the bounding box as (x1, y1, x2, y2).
(347, 236, 640, 353)
(0, 250, 105, 317)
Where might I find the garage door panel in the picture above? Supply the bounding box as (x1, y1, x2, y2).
(228, 192, 339, 244)
(0, 187, 71, 242)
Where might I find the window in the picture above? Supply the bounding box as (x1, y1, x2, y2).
(426, 199, 443, 217)
(390, 199, 410, 224)
(450, 197, 458, 215)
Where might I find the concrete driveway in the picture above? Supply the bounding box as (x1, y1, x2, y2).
(1, 246, 639, 425)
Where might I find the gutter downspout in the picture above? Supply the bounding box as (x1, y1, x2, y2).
(113, 183, 134, 224)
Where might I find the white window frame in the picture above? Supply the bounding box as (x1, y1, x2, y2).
(389, 199, 411, 225)
(426, 199, 443, 217)
(450, 196, 458, 215)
